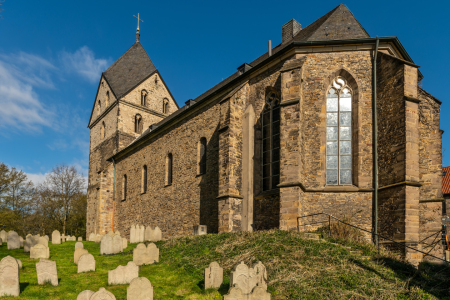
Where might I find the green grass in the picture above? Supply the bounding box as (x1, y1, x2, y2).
(0, 230, 450, 299)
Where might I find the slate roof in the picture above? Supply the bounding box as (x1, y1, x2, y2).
(103, 42, 157, 99)
(443, 166, 450, 194)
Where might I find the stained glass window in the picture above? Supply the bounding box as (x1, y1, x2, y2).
(326, 77, 352, 185)
(262, 92, 280, 191)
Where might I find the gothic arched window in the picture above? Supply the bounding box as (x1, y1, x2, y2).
(106, 91, 110, 106)
(166, 153, 173, 185)
(122, 174, 127, 200)
(262, 90, 280, 191)
(163, 99, 169, 114)
(135, 114, 143, 134)
(141, 90, 147, 106)
(142, 165, 147, 194)
(326, 77, 352, 185)
(198, 137, 207, 174)
(97, 100, 101, 114)
(101, 121, 105, 139)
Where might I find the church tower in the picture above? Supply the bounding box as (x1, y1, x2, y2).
(86, 26, 178, 235)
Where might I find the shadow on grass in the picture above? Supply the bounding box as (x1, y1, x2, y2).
(19, 282, 29, 293)
(217, 282, 230, 296)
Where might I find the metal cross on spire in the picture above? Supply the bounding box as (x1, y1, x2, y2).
(133, 13, 144, 31)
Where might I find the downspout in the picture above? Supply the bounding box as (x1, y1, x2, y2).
(112, 158, 116, 232)
(373, 37, 379, 245)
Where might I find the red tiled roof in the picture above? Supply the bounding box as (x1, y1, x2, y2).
(443, 166, 450, 194)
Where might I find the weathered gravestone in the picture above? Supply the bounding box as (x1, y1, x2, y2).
(25, 235, 39, 252)
(205, 262, 223, 289)
(52, 230, 61, 245)
(30, 244, 50, 259)
(193, 225, 208, 235)
(89, 233, 95, 241)
(112, 234, 123, 254)
(94, 234, 103, 243)
(0, 230, 7, 243)
(153, 226, 162, 241)
(144, 226, 152, 242)
(229, 261, 267, 295)
(107, 231, 115, 238)
(75, 242, 84, 250)
(36, 258, 58, 286)
(44, 235, 49, 241)
(77, 290, 94, 300)
(78, 237, 83, 241)
(0, 256, 20, 297)
(108, 261, 139, 285)
(78, 253, 95, 273)
(15, 259, 22, 269)
(38, 236, 48, 248)
(100, 234, 113, 255)
(74, 248, 89, 264)
(145, 226, 162, 242)
(127, 277, 153, 300)
(7, 231, 20, 250)
(19, 236, 23, 247)
(122, 237, 128, 249)
(224, 286, 271, 300)
(115, 231, 121, 236)
(133, 243, 159, 266)
(90, 287, 116, 300)
(130, 225, 136, 243)
(139, 225, 145, 243)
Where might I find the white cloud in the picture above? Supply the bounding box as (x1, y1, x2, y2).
(61, 46, 110, 83)
(25, 172, 49, 186)
(0, 55, 54, 131)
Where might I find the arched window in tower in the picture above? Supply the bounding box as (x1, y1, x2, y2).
(166, 153, 173, 185)
(122, 174, 127, 200)
(198, 137, 207, 174)
(262, 89, 280, 191)
(141, 90, 148, 106)
(97, 100, 101, 114)
(141, 165, 147, 194)
(326, 77, 352, 185)
(101, 121, 105, 139)
(135, 114, 143, 134)
(163, 99, 169, 114)
(106, 91, 110, 106)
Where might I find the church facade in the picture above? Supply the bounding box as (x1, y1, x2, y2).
(87, 4, 443, 261)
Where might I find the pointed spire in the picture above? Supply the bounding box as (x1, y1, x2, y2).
(133, 13, 144, 43)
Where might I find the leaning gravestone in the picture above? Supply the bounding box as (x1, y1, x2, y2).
(7, 231, 20, 250)
(0, 230, 7, 243)
(36, 258, 58, 286)
(127, 277, 153, 300)
(0, 256, 20, 297)
(133, 243, 159, 266)
(224, 286, 271, 300)
(100, 234, 113, 255)
(30, 244, 50, 259)
(74, 248, 89, 265)
(75, 242, 84, 250)
(112, 234, 123, 254)
(230, 261, 268, 295)
(90, 287, 116, 300)
(108, 261, 139, 285)
(78, 253, 95, 273)
(38, 236, 48, 248)
(52, 230, 61, 245)
(77, 290, 95, 300)
(122, 237, 128, 249)
(205, 262, 223, 289)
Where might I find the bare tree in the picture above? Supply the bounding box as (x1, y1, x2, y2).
(0, 162, 10, 196)
(44, 165, 85, 235)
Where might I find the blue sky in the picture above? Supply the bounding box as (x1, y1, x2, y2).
(0, 0, 448, 184)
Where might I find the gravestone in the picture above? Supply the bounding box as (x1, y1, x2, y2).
(108, 261, 139, 285)
(16, 258, 22, 269)
(0, 237, 2, 245)
(153, 226, 162, 241)
(224, 286, 271, 300)
(30, 244, 50, 259)
(89, 233, 95, 241)
(139, 225, 145, 243)
(78, 253, 95, 273)
(19, 236, 23, 247)
(193, 225, 208, 235)
(115, 231, 121, 236)
(7, 231, 20, 249)
(107, 231, 115, 238)
(44, 235, 49, 241)
(75, 242, 84, 250)
(77, 290, 94, 300)
(90, 287, 116, 300)
(78, 237, 83, 241)
(24, 235, 32, 252)
(130, 225, 136, 243)
(133, 243, 159, 266)
(95, 234, 103, 243)
(230, 261, 267, 295)
(0, 230, 7, 242)
(127, 277, 153, 300)
(144, 226, 152, 242)
(38, 236, 48, 248)
(61, 235, 66, 243)
(112, 234, 123, 254)
(205, 262, 223, 289)
(52, 230, 61, 245)
(122, 237, 128, 249)
(0, 256, 20, 297)
(100, 234, 113, 255)
(74, 248, 89, 264)
(36, 258, 58, 286)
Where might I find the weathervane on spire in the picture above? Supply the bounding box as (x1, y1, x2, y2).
(133, 13, 144, 42)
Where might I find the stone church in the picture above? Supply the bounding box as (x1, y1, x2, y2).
(87, 4, 443, 261)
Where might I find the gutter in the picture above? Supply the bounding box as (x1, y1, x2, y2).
(373, 37, 379, 245)
(108, 37, 418, 162)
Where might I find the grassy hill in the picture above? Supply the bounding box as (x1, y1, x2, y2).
(0, 230, 449, 299)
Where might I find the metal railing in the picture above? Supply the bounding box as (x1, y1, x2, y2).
(297, 212, 447, 264)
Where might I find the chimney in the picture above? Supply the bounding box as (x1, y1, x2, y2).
(268, 40, 272, 57)
(282, 19, 301, 43)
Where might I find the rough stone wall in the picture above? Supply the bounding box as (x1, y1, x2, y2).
(89, 77, 117, 128)
(114, 100, 220, 239)
(117, 103, 164, 138)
